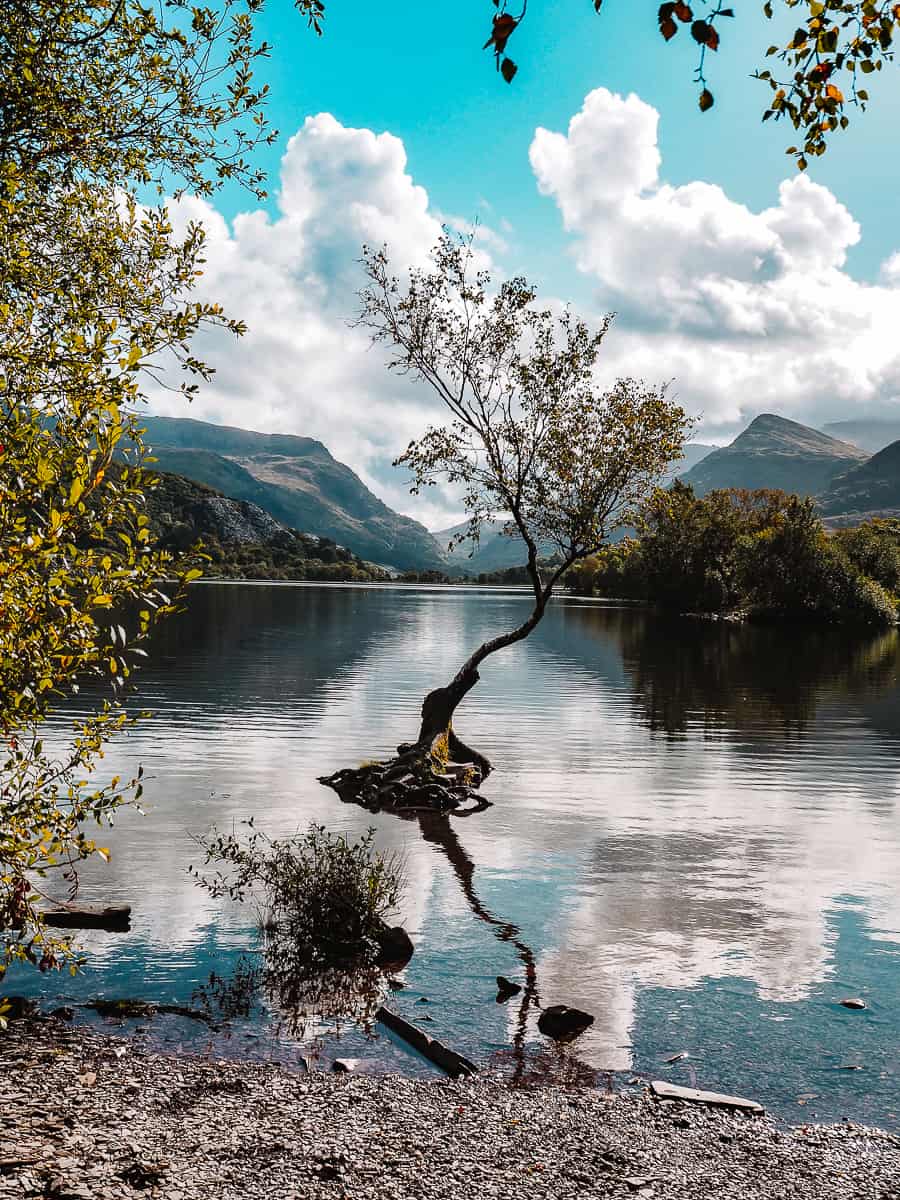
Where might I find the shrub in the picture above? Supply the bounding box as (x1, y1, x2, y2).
(191, 823, 406, 968)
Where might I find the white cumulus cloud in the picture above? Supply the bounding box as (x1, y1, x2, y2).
(529, 87, 900, 440)
(149, 96, 900, 530)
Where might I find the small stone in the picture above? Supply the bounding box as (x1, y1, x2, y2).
(495, 977, 521, 1003)
(839, 997, 867, 1010)
(331, 1059, 359, 1074)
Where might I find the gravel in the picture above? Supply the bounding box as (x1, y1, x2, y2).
(2, 1019, 898, 1200)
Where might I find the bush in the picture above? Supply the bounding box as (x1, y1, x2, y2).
(567, 485, 898, 628)
(832, 519, 900, 596)
(191, 823, 406, 968)
(191, 823, 407, 1036)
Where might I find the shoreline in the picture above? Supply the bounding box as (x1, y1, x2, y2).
(2, 1020, 898, 1199)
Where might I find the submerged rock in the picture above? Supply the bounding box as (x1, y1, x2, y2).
(373, 922, 414, 968)
(537, 1004, 594, 1042)
(331, 1059, 359, 1073)
(839, 997, 868, 1010)
(495, 976, 522, 1003)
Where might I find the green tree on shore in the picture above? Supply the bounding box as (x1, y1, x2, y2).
(0, 0, 316, 996)
(568, 483, 898, 626)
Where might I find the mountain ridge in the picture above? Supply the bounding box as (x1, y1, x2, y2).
(680, 413, 867, 497)
(142, 416, 448, 572)
(818, 440, 900, 519)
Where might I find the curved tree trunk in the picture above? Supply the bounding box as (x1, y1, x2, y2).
(320, 553, 568, 815)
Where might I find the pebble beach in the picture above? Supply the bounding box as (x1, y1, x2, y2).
(2, 1019, 899, 1200)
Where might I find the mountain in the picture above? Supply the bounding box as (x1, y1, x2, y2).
(432, 520, 557, 574)
(141, 416, 448, 572)
(145, 470, 387, 581)
(822, 419, 900, 454)
(679, 414, 868, 497)
(817, 440, 900, 521)
(667, 441, 715, 483)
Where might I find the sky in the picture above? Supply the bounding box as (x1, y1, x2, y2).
(148, 1, 900, 528)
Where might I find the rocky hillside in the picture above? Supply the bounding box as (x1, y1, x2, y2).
(145, 470, 387, 582)
(817, 440, 900, 522)
(680, 414, 867, 497)
(822, 419, 900, 453)
(142, 416, 448, 573)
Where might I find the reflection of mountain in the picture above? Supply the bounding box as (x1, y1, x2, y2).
(142, 582, 405, 710)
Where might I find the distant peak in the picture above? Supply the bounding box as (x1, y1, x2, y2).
(745, 413, 806, 432)
(729, 413, 867, 458)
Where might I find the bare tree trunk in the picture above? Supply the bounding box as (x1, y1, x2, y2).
(319, 560, 565, 815)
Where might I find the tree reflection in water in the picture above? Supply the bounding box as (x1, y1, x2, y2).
(193, 939, 390, 1047)
(416, 813, 604, 1088)
(568, 607, 900, 738)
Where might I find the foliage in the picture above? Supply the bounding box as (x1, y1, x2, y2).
(0, 0, 315, 988)
(484, 1, 898, 167)
(568, 483, 899, 627)
(566, 541, 646, 601)
(360, 235, 689, 619)
(831, 518, 900, 594)
(190, 822, 406, 1032)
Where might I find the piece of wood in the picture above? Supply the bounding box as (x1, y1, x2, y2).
(650, 1080, 764, 1114)
(376, 1006, 477, 1078)
(41, 904, 131, 931)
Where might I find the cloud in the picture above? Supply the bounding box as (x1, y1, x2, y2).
(529, 88, 900, 438)
(150, 114, 478, 527)
(150, 95, 900, 531)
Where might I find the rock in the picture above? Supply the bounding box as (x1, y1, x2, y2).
(42, 904, 131, 932)
(331, 1059, 359, 1073)
(1, 996, 38, 1021)
(495, 976, 521, 1003)
(373, 921, 414, 967)
(650, 1080, 765, 1115)
(537, 1005, 594, 1042)
(49, 1006, 75, 1022)
(839, 997, 867, 1010)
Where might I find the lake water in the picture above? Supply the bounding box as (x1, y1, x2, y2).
(11, 583, 900, 1128)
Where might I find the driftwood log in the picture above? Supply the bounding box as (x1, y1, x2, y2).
(41, 904, 131, 932)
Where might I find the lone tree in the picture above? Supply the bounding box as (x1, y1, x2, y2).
(320, 236, 690, 814)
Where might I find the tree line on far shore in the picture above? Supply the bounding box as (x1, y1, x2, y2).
(566, 484, 900, 628)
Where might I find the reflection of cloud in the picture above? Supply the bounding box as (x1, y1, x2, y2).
(42, 588, 900, 1077)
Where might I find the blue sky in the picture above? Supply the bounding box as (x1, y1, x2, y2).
(152, 2, 900, 526)
(230, 1, 898, 286)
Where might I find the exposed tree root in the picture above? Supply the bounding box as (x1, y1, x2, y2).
(319, 676, 493, 815)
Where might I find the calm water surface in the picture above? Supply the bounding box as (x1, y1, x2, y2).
(14, 583, 900, 1127)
